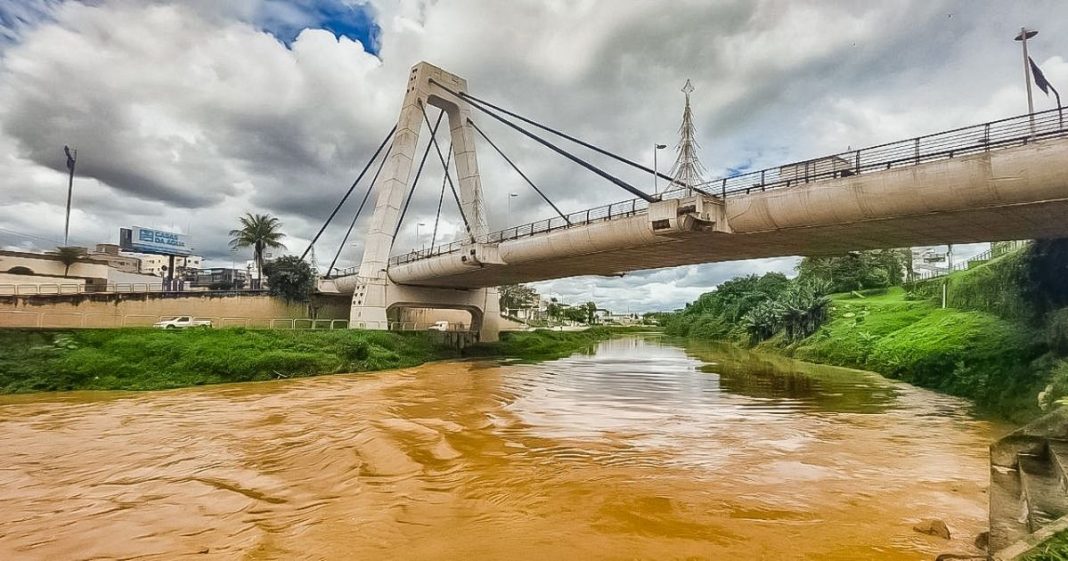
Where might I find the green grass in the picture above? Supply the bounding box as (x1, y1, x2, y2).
(0, 328, 457, 393)
(1024, 530, 1068, 561)
(787, 286, 1048, 421)
(790, 287, 935, 368)
(463, 327, 616, 361)
(0, 326, 622, 394)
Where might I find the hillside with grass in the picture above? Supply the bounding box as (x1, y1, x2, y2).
(666, 240, 1068, 422)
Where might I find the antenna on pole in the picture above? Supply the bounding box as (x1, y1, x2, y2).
(668, 80, 708, 193)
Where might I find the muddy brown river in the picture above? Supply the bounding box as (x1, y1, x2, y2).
(0, 335, 1006, 560)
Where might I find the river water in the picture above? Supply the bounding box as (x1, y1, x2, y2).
(0, 335, 1004, 560)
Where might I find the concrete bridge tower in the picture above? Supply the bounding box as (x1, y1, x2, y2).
(350, 62, 501, 341)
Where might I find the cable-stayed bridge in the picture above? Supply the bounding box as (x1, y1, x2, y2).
(308, 62, 1068, 341)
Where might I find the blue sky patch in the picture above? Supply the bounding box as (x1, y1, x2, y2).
(256, 0, 381, 54)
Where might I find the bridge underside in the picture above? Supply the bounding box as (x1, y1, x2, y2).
(395, 201, 1068, 289)
(375, 139, 1068, 290)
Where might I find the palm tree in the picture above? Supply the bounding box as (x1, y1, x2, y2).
(229, 213, 286, 289)
(51, 246, 87, 277)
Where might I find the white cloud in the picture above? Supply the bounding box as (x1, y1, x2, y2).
(0, 0, 1066, 309)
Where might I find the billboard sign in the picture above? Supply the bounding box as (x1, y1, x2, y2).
(119, 227, 192, 256)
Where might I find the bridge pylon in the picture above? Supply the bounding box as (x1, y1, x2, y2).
(349, 62, 500, 341)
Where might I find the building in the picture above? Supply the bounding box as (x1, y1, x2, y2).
(88, 244, 141, 274)
(193, 268, 248, 290)
(0, 248, 168, 292)
(127, 252, 203, 276)
(911, 245, 951, 277)
(778, 155, 854, 183)
(243, 251, 279, 280)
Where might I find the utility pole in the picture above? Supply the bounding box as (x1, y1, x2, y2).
(63, 146, 77, 246)
(1015, 27, 1038, 138)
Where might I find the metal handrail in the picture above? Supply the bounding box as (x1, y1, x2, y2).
(911, 240, 1031, 281)
(373, 108, 1067, 270)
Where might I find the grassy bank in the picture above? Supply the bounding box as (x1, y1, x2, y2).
(464, 326, 619, 361)
(666, 241, 1068, 422)
(782, 287, 1048, 421)
(0, 326, 619, 394)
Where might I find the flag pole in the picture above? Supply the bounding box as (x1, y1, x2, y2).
(63, 146, 77, 247)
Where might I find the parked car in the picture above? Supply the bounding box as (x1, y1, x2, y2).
(154, 316, 212, 329)
(427, 320, 449, 332)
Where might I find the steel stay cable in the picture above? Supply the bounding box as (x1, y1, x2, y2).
(326, 140, 395, 277)
(428, 79, 656, 203)
(391, 107, 445, 250)
(429, 79, 685, 190)
(421, 104, 476, 243)
(300, 124, 396, 261)
(467, 118, 571, 225)
(431, 141, 453, 250)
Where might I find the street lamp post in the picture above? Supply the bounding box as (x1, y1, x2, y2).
(653, 144, 667, 193)
(1015, 27, 1039, 137)
(507, 192, 518, 226)
(416, 222, 426, 252)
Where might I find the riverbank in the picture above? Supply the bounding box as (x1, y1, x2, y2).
(665, 241, 1068, 423)
(779, 286, 1047, 421)
(0, 326, 620, 393)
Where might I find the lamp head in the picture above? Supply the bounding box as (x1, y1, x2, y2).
(1015, 29, 1038, 41)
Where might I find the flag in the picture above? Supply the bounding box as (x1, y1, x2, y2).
(63, 145, 76, 172)
(1029, 56, 1059, 98)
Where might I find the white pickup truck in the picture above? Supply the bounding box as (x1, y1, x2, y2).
(153, 316, 212, 329)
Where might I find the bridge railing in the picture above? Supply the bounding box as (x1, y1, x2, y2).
(379, 108, 1066, 269)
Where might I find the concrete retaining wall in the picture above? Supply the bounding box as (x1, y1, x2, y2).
(0, 292, 351, 328)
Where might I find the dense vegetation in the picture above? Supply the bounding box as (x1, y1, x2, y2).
(263, 255, 315, 302)
(666, 241, 1068, 421)
(0, 327, 617, 393)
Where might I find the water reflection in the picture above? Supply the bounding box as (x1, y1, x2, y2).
(0, 335, 1006, 561)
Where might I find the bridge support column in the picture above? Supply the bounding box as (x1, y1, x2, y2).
(351, 278, 500, 342)
(350, 61, 497, 341)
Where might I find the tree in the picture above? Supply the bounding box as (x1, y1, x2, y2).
(797, 250, 905, 293)
(499, 284, 539, 311)
(562, 305, 588, 324)
(584, 301, 598, 324)
(229, 213, 286, 289)
(546, 297, 563, 321)
(51, 246, 87, 277)
(263, 255, 314, 302)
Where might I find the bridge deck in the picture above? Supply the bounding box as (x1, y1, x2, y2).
(329, 109, 1068, 292)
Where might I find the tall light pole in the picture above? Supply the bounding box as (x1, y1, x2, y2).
(416, 222, 426, 251)
(653, 144, 667, 193)
(1015, 27, 1038, 137)
(507, 192, 518, 226)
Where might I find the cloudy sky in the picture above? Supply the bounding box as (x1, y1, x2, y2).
(1, 0, 1066, 312)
